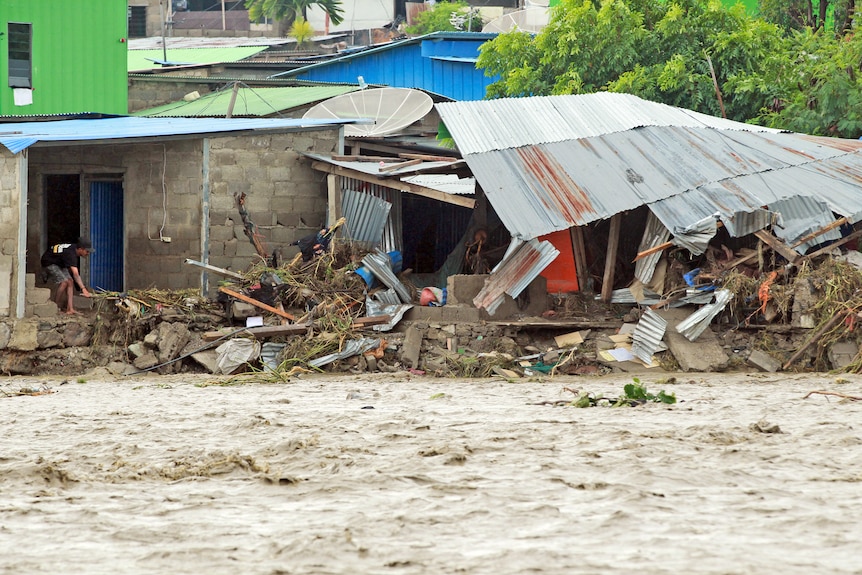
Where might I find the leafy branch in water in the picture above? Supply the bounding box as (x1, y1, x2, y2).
(614, 378, 676, 407)
(563, 378, 676, 408)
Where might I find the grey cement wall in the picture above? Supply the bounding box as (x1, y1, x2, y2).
(206, 130, 340, 284)
(25, 127, 341, 296)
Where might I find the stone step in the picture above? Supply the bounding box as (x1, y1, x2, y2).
(26, 286, 52, 305)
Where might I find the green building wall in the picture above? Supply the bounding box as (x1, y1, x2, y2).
(0, 0, 128, 116)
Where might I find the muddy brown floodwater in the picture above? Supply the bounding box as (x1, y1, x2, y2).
(2, 370, 861, 575)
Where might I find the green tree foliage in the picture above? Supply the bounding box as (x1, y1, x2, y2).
(405, 1, 485, 34)
(477, 0, 785, 121)
(728, 28, 862, 137)
(245, 0, 344, 28)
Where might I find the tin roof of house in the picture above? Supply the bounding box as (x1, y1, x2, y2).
(133, 86, 362, 117)
(0, 116, 367, 154)
(128, 47, 269, 72)
(436, 92, 862, 241)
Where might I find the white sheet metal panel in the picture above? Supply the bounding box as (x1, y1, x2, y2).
(436, 92, 783, 156)
(303, 152, 465, 176)
(401, 174, 475, 195)
(675, 289, 733, 341)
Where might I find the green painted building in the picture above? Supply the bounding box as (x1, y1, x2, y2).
(0, 0, 127, 116)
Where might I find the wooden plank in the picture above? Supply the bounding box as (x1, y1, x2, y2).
(326, 173, 342, 228)
(398, 153, 459, 162)
(219, 287, 296, 321)
(351, 315, 392, 327)
(601, 214, 622, 303)
(310, 161, 475, 208)
(331, 154, 400, 162)
(202, 324, 310, 342)
(379, 158, 422, 173)
(183, 258, 244, 280)
(754, 230, 801, 264)
(803, 228, 862, 259)
(791, 216, 850, 248)
(570, 226, 588, 293)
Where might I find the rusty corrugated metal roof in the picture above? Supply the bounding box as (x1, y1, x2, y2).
(457, 121, 862, 240)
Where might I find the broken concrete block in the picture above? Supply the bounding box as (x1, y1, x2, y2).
(747, 349, 782, 373)
(656, 308, 729, 372)
(8, 320, 38, 351)
(191, 349, 220, 373)
(828, 340, 860, 371)
(133, 350, 159, 371)
(401, 324, 424, 370)
(128, 342, 147, 359)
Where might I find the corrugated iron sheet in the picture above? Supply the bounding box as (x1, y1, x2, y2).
(134, 86, 360, 118)
(361, 250, 412, 303)
(128, 47, 268, 72)
(675, 289, 733, 341)
(340, 176, 402, 253)
(401, 174, 475, 195)
(436, 92, 784, 156)
(0, 116, 362, 154)
(634, 211, 671, 285)
(631, 309, 667, 365)
(460, 123, 862, 240)
(768, 196, 841, 253)
(473, 238, 559, 315)
(304, 152, 465, 177)
(341, 188, 392, 248)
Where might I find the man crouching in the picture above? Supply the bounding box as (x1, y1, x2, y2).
(40, 237, 94, 315)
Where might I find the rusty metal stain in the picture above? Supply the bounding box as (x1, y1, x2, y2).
(516, 147, 594, 221)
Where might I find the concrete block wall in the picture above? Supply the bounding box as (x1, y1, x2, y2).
(207, 129, 341, 286)
(25, 127, 341, 297)
(128, 79, 217, 113)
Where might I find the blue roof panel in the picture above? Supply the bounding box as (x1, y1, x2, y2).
(0, 116, 362, 154)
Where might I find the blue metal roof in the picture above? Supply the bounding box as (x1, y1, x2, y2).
(270, 32, 498, 101)
(0, 116, 363, 154)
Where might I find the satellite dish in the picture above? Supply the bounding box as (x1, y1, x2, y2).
(482, 7, 550, 34)
(303, 87, 433, 137)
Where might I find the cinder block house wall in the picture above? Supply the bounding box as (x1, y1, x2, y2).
(206, 129, 341, 282)
(26, 139, 204, 290)
(25, 127, 342, 296)
(0, 148, 23, 317)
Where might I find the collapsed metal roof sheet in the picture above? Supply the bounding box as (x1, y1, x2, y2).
(456, 121, 862, 240)
(0, 116, 362, 154)
(401, 174, 475, 195)
(134, 86, 361, 118)
(435, 92, 784, 156)
(303, 152, 465, 177)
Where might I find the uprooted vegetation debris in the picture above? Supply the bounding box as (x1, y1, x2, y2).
(19, 244, 862, 379)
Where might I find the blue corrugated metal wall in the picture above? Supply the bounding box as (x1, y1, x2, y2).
(89, 181, 124, 292)
(296, 39, 496, 101)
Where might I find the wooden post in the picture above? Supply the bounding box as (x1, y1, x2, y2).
(326, 174, 342, 228)
(601, 214, 621, 302)
(570, 226, 588, 292)
(226, 81, 239, 118)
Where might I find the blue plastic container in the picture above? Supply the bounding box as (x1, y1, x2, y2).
(355, 251, 403, 288)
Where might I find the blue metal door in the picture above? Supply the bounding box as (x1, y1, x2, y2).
(89, 181, 124, 292)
